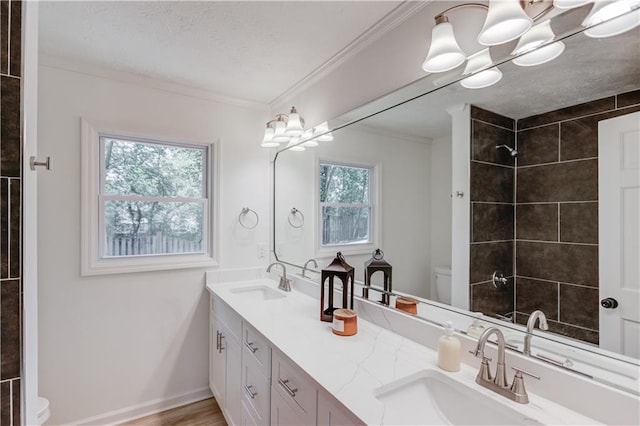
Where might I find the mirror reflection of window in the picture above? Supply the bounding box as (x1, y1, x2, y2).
(319, 161, 373, 247)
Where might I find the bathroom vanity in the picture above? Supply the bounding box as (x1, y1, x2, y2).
(206, 270, 639, 425)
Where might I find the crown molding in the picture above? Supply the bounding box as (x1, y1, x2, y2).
(269, 0, 431, 108)
(39, 54, 271, 112)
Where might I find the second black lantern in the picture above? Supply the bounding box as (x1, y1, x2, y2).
(363, 249, 393, 305)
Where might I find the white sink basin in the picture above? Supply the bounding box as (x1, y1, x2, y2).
(229, 285, 286, 300)
(374, 370, 542, 425)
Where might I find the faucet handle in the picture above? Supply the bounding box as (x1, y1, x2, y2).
(511, 366, 540, 380)
(468, 350, 491, 362)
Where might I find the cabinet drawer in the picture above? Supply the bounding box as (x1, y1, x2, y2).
(211, 295, 242, 341)
(243, 323, 271, 376)
(242, 353, 270, 424)
(272, 352, 317, 422)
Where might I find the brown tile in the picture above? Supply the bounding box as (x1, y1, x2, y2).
(471, 106, 514, 130)
(560, 202, 597, 244)
(559, 284, 599, 330)
(546, 320, 598, 345)
(8, 179, 19, 278)
(1, 178, 8, 279)
(617, 89, 640, 108)
(0, 381, 10, 425)
(516, 204, 558, 241)
(11, 379, 19, 426)
(516, 241, 598, 287)
(517, 124, 559, 166)
(471, 162, 514, 203)
(1, 76, 22, 177)
(472, 120, 515, 166)
(472, 203, 514, 242)
(471, 280, 514, 319)
(470, 241, 513, 284)
(518, 96, 615, 130)
(1, 0, 8, 74)
(9, 0, 21, 77)
(515, 277, 558, 320)
(1, 279, 21, 380)
(516, 159, 597, 203)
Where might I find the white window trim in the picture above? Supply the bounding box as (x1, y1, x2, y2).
(80, 118, 219, 276)
(314, 158, 382, 258)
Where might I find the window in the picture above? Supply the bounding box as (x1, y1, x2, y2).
(319, 161, 375, 252)
(81, 119, 217, 275)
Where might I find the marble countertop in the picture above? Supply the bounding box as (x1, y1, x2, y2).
(206, 278, 599, 425)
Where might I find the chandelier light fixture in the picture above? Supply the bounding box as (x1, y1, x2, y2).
(261, 107, 334, 149)
(421, 0, 639, 89)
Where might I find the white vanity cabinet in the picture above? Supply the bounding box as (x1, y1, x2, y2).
(209, 295, 242, 425)
(271, 350, 318, 426)
(241, 322, 272, 425)
(317, 392, 364, 426)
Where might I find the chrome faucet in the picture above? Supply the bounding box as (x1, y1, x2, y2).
(524, 310, 549, 356)
(301, 259, 318, 278)
(472, 327, 539, 404)
(267, 262, 291, 292)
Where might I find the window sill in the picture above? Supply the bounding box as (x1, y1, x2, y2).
(316, 242, 377, 259)
(81, 253, 218, 276)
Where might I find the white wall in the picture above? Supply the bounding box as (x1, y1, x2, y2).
(37, 64, 271, 424)
(429, 135, 453, 300)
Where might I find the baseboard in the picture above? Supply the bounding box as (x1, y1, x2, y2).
(70, 387, 213, 426)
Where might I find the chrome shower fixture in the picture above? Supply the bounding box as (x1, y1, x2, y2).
(495, 144, 518, 157)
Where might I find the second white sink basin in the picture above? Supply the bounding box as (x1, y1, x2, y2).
(374, 369, 542, 425)
(229, 285, 287, 300)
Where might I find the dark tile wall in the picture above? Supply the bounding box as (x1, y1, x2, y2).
(0, 1, 23, 425)
(469, 106, 515, 319)
(514, 89, 640, 345)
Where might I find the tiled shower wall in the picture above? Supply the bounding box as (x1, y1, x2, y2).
(1, 0, 23, 425)
(469, 106, 515, 318)
(514, 90, 640, 344)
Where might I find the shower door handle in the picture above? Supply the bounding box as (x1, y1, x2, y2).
(600, 298, 618, 309)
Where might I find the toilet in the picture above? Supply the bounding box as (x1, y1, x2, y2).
(434, 266, 452, 305)
(38, 397, 50, 425)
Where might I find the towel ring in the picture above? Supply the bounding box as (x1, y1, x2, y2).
(238, 207, 259, 229)
(288, 208, 304, 228)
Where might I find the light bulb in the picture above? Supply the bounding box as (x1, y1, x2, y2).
(260, 125, 279, 148)
(284, 106, 304, 136)
(422, 17, 466, 73)
(478, 0, 533, 46)
(460, 49, 503, 89)
(271, 119, 290, 143)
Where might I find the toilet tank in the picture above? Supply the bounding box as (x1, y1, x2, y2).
(434, 266, 452, 304)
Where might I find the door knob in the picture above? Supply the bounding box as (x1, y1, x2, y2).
(600, 298, 619, 309)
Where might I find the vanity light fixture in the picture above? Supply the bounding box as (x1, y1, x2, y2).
(478, 0, 533, 45)
(512, 20, 565, 66)
(260, 108, 334, 149)
(583, 0, 640, 38)
(460, 49, 503, 89)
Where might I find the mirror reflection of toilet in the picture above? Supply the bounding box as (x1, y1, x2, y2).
(434, 266, 452, 305)
(38, 397, 50, 425)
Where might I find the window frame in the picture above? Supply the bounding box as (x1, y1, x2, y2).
(81, 118, 219, 276)
(315, 159, 381, 258)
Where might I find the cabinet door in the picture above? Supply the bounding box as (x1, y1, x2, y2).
(318, 391, 363, 426)
(271, 385, 310, 426)
(209, 317, 226, 404)
(225, 334, 242, 426)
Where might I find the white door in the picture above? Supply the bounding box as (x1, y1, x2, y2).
(599, 111, 640, 358)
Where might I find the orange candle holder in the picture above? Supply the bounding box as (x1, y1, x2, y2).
(395, 297, 418, 315)
(332, 309, 358, 336)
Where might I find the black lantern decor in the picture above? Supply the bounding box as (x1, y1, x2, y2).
(363, 249, 393, 305)
(320, 252, 355, 322)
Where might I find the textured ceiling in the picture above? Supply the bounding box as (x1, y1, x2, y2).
(39, 1, 402, 104)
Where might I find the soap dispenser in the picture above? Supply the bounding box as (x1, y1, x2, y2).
(438, 321, 461, 372)
(466, 313, 486, 339)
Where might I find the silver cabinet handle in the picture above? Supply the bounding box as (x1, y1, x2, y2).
(278, 379, 298, 397)
(245, 341, 258, 353)
(218, 332, 225, 353)
(30, 156, 51, 171)
(215, 331, 220, 351)
(244, 384, 257, 399)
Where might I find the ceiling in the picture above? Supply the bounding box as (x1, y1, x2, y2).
(39, 1, 403, 104)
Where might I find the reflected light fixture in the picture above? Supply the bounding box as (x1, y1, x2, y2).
(583, 0, 640, 38)
(286, 137, 305, 152)
(478, 0, 533, 45)
(302, 129, 319, 147)
(460, 49, 503, 89)
(512, 20, 565, 66)
(313, 122, 334, 142)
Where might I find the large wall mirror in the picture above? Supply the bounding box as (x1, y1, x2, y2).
(273, 4, 639, 393)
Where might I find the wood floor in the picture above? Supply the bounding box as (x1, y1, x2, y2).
(121, 398, 227, 426)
